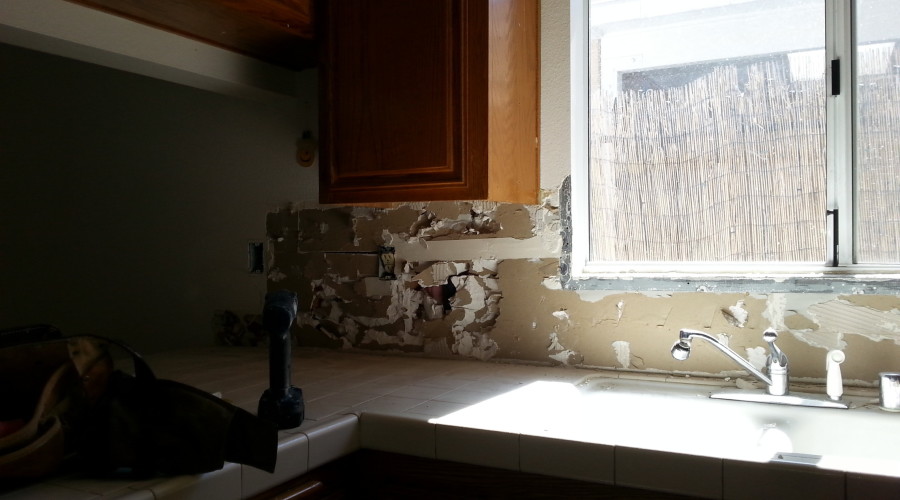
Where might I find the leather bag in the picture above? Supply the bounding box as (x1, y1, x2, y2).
(0, 327, 277, 484)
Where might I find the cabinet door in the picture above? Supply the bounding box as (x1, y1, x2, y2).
(317, 0, 491, 204)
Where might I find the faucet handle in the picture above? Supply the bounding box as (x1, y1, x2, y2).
(763, 328, 788, 367)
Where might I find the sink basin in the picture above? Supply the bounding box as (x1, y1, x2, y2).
(432, 374, 900, 478)
(574, 376, 900, 475)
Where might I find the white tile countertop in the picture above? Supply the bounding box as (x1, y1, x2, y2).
(2, 347, 898, 499)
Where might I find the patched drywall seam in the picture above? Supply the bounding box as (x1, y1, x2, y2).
(807, 299, 900, 346)
(763, 294, 900, 350)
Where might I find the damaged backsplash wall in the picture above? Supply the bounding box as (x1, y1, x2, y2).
(266, 194, 900, 387)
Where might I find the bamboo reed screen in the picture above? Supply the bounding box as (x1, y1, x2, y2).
(855, 44, 900, 264)
(589, 49, 900, 264)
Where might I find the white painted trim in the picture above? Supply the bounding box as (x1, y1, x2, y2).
(826, 0, 855, 265)
(0, 0, 299, 103)
(568, 0, 900, 288)
(569, 0, 590, 277)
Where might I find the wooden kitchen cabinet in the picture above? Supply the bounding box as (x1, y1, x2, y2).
(63, 0, 316, 69)
(317, 0, 540, 204)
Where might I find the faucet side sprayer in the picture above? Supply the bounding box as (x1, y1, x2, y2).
(672, 328, 789, 396)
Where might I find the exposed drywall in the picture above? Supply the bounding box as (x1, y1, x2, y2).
(268, 198, 900, 385)
(267, 202, 532, 360)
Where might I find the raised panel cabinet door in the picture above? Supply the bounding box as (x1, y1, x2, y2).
(318, 0, 538, 204)
(318, 0, 488, 204)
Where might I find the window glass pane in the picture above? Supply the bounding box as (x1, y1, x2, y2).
(855, 0, 900, 264)
(588, 0, 826, 263)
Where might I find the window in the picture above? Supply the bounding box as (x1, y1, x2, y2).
(567, 0, 900, 292)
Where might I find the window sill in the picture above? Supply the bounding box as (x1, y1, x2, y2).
(561, 270, 900, 294)
(560, 176, 900, 294)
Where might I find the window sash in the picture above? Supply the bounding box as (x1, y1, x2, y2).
(568, 0, 900, 289)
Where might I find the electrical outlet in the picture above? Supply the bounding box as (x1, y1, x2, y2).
(378, 246, 396, 280)
(248, 241, 264, 274)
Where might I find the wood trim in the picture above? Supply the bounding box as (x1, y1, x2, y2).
(317, 0, 487, 204)
(487, 0, 540, 204)
(63, 0, 314, 69)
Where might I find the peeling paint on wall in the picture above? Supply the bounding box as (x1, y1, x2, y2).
(715, 333, 730, 347)
(266, 195, 900, 384)
(808, 299, 900, 345)
(533, 190, 563, 255)
(745, 346, 768, 371)
(548, 332, 565, 351)
(763, 293, 789, 331)
(453, 331, 499, 361)
(546, 332, 583, 367)
(413, 261, 468, 287)
(612, 340, 631, 369)
(549, 349, 584, 367)
(723, 300, 749, 327)
(285, 250, 505, 359)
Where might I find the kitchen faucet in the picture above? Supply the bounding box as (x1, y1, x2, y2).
(671, 328, 789, 396)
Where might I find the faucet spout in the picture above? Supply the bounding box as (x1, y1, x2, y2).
(672, 329, 789, 396)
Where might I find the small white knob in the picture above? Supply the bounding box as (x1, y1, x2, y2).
(826, 350, 845, 401)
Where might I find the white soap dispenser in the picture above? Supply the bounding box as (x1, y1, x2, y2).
(826, 350, 846, 401)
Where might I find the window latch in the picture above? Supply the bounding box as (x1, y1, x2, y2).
(830, 59, 841, 96)
(827, 209, 839, 266)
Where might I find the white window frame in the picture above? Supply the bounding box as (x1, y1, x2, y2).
(566, 0, 900, 293)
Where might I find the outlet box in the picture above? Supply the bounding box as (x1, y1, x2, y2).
(248, 241, 265, 274)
